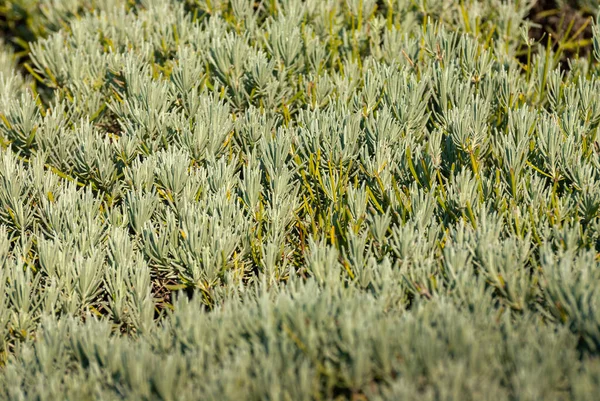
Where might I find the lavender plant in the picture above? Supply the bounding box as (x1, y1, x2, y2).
(0, 0, 599, 399)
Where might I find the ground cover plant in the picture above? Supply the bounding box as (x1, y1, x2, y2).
(0, 0, 600, 399)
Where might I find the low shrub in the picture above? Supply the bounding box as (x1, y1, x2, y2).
(0, 0, 599, 399)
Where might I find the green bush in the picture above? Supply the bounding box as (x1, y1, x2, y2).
(0, 0, 599, 399)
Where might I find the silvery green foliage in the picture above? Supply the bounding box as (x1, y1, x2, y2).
(0, 0, 599, 399)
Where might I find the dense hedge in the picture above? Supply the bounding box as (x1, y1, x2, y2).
(0, 0, 600, 399)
